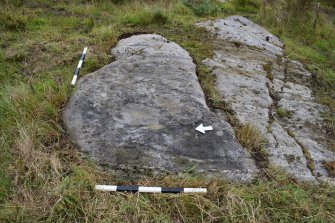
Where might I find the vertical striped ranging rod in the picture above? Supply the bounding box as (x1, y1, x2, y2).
(71, 47, 88, 86)
(95, 185, 207, 194)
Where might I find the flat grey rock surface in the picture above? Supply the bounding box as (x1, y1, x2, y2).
(198, 16, 283, 56)
(63, 34, 257, 181)
(198, 16, 335, 183)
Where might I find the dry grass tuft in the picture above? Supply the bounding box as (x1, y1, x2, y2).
(236, 124, 264, 153)
(323, 160, 335, 177)
(236, 124, 269, 168)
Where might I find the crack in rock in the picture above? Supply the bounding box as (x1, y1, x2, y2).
(197, 15, 335, 183)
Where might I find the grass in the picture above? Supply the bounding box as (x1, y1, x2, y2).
(0, 0, 335, 222)
(263, 61, 273, 81)
(0, 8, 27, 31)
(236, 124, 264, 152)
(124, 9, 169, 26)
(276, 107, 289, 118)
(257, 0, 335, 142)
(182, 0, 221, 16)
(236, 124, 269, 169)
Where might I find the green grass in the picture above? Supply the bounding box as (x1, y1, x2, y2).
(263, 61, 273, 81)
(124, 9, 169, 26)
(276, 108, 289, 118)
(0, 8, 27, 31)
(182, 0, 222, 16)
(0, 0, 335, 222)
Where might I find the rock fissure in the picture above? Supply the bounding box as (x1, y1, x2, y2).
(264, 59, 314, 176)
(270, 126, 279, 149)
(287, 129, 317, 178)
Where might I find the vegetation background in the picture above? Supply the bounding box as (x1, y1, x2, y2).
(0, 0, 335, 222)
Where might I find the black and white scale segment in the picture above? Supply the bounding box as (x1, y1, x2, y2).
(95, 185, 207, 193)
(71, 47, 87, 86)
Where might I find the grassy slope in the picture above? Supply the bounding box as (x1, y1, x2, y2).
(0, 0, 334, 222)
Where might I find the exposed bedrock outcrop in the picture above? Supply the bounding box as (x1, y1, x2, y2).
(197, 16, 335, 183)
(63, 34, 257, 181)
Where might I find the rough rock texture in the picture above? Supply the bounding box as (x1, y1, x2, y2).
(197, 16, 335, 183)
(63, 34, 257, 181)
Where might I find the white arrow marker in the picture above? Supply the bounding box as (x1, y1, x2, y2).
(195, 124, 213, 134)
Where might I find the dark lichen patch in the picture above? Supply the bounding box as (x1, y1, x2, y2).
(284, 154, 295, 164)
(232, 41, 241, 48)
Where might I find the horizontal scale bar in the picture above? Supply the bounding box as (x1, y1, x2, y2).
(95, 185, 207, 193)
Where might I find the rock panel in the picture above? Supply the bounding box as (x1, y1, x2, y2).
(63, 34, 257, 181)
(198, 16, 335, 183)
(198, 16, 283, 55)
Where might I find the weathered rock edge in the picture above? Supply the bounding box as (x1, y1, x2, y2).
(63, 34, 258, 182)
(197, 16, 335, 183)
